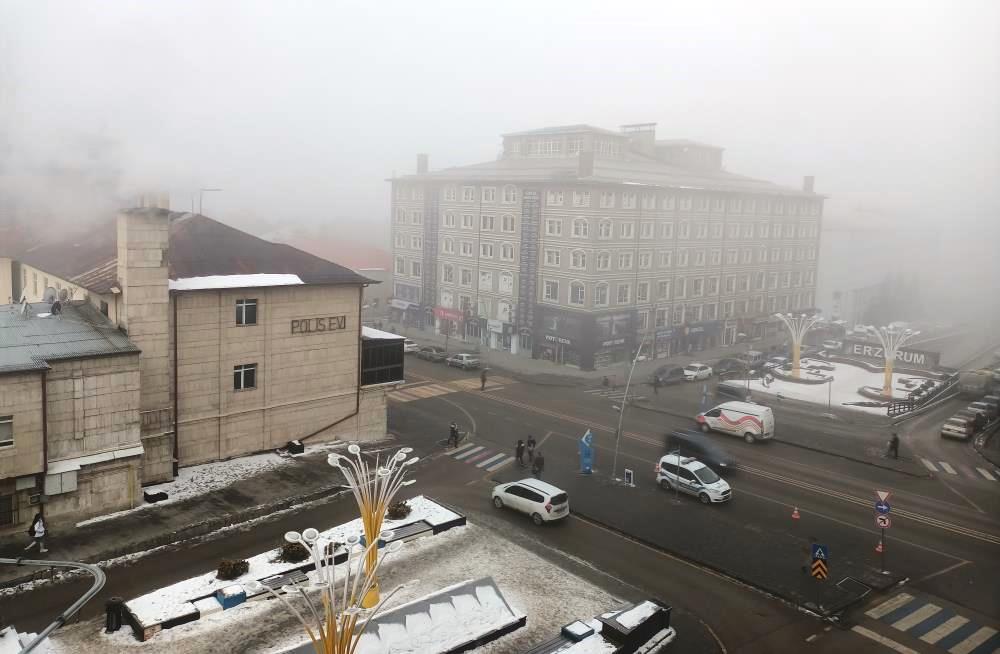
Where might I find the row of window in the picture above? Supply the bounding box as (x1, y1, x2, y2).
(508, 137, 622, 158)
(541, 246, 818, 270)
(544, 217, 819, 240)
(394, 184, 820, 217)
(632, 294, 814, 329)
(395, 257, 423, 278)
(440, 266, 516, 294)
(395, 209, 518, 232)
(437, 291, 514, 323)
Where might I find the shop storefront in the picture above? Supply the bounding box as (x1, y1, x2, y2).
(433, 306, 463, 337)
(533, 307, 634, 371)
(680, 320, 722, 353)
(390, 298, 423, 328)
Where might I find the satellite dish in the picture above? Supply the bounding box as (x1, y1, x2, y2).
(58, 288, 69, 302)
(43, 287, 58, 303)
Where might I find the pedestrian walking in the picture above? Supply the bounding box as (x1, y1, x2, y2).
(887, 433, 900, 459)
(448, 421, 460, 449)
(480, 369, 487, 391)
(652, 376, 660, 395)
(515, 439, 525, 467)
(24, 513, 48, 554)
(532, 451, 545, 479)
(526, 434, 536, 462)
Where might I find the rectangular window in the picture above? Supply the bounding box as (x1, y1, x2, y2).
(616, 284, 631, 304)
(544, 280, 559, 301)
(411, 261, 422, 277)
(479, 270, 493, 290)
(545, 219, 563, 236)
(500, 243, 515, 260)
(444, 186, 457, 201)
(0, 416, 12, 448)
(444, 212, 457, 228)
(600, 191, 615, 208)
(642, 194, 657, 210)
(741, 249, 752, 264)
(637, 282, 649, 302)
(694, 250, 706, 266)
(705, 303, 718, 320)
(462, 213, 475, 229)
(234, 364, 257, 391)
(707, 277, 719, 295)
(622, 192, 637, 209)
(658, 280, 670, 300)
(443, 264, 454, 283)
(727, 223, 740, 239)
(675, 277, 687, 298)
(411, 210, 423, 225)
(782, 271, 792, 288)
(461, 269, 473, 286)
(480, 243, 494, 258)
(461, 241, 474, 256)
(725, 276, 736, 293)
(710, 223, 723, 239)
(236, 299, 258, 325)
(792, 271, 803, 287)
(638, 311, 649, 330)
(395, 257, 405, 274)
(618, 252, 633, 269)
(546, 190, 564, 206)
(696, 222, 708, 239)
(677, 249, 689, 267)
(742, 223, 754, 238)
(640, 222, 655, 239)
(100, 300, 109, 316)
(713, 196, 725, 211)
(678, 221, 690, 239)
(462, 187, 475, 202)
(572, 190, 591, 207)
(394, 233, 406, 248)
(661, 222, 674, 239)
(482, 214, 496, 231)
(660, 250, 672, 268)
(655, 308, 669, 327)
(710, 249, 722, 266)
(692, 278, 704, 297)
(411, 235, 422, 249)
(544, 249, 561, 266)
(768, 272, 779, 289)
(442, 238, 454, 254)
(502, 214, 515, 232)
(638, 252, 652, 268)
(482, 187, 496, 202)
(620, 222, 635, 239)
(726, 249, 738, 265)
(696, 195, 710, 211)
(570, 282, 585, 305)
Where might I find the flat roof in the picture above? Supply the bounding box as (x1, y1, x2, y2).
(0, 301, 138, 374)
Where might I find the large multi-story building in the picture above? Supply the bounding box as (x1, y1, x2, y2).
(390, 123, 824, 370)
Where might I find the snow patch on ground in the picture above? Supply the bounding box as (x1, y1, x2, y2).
(615, 600, 658, 629)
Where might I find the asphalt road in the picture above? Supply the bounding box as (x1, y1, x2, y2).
(395, 355, 1000, 651)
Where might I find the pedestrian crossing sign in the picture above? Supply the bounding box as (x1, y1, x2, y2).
(811, 543, 829, 560)
(811, 559, 828, 580)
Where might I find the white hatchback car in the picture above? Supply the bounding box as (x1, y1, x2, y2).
(656, 454, 732, 504)
(683, 363, 713, 381)
(492, 479, 569, 525)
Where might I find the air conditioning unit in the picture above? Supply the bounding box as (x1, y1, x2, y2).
(28, 494, 43, 505)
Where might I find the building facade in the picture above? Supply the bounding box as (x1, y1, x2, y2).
(389, 124, 824, 370)
(0, 207, 394, 528)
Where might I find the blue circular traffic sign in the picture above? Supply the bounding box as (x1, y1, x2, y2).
(875, 500, 891, 514)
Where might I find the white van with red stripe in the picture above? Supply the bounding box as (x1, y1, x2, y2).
(696, 401, 774, 444)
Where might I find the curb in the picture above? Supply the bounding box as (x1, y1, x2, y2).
(0, 482, 346, 591)
(631, 401, 928, 479)
(974, 423, 1000, 469)
(568, 509, 882, 619)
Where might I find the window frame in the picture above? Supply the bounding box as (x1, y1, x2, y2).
(235, 299, 258, 326)
(0, 415, 12, 448)
(234, 363, 258, 391)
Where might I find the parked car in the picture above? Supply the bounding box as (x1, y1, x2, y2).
(763, 356, 790, 371)
(683, 363, 713, 381)
(651, 366, 686, 386)
(402, 339, 419, 354)
(655, 454, 732, 504)
(696, 401, 774, 444)
(714, 358, 745, 374)
(736, 350, 766, 371)
(968, 401, 998, 421)
(822, 339, 843, 352)
(416, 345, 448, 362)
(941, 417, 974, 440)
(982, 395, 1000, 416)
(446, 353, 481, 370)
(492, 479, 569, 525)
(716, 382, 751, 401)
(665, 430, 737, 472)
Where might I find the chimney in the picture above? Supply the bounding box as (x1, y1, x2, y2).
(803, 176, 815, 193)
(416, 153, 429, 174)
(578, 150, 594, 178)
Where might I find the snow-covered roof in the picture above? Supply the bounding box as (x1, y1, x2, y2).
(361, 326, 404, 341)
(169, 274, 304, 291)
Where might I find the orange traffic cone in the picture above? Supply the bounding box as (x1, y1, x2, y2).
(791, 507, 801, 520)
(875, 540, 884, 553)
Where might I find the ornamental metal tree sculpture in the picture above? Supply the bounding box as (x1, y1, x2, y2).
(242, 443, 419, 654)
(865, 325, 919, 397)
(774, 313, 821, 379)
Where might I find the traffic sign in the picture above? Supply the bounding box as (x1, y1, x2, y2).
(811, 543, 829, 561)
(876, 489, 892, 502)
(875, 500, 891, 515)
(876, 514, 891, 529)
(811, 559, 828, 580)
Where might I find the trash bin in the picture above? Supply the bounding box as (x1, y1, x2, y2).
(105, 596, 125, 633)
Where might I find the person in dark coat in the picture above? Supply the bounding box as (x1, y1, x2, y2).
(480, 369, 488, 391)
(651, 376, 661, 395)
(448, 421, 460, 448)
(515, 439, 525, 467)
(24, 513, 48, 553)
(526, 434, 537, 462)
(887, 433, 900, 459)
(532, 451, 545, 479)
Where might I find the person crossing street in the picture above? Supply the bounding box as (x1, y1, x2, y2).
(480, 368, 488, 391)
(448, 421, 460, 449)
(887, 432, 900, 459)
(526, 434, 537, 463)
(515, 439, 526, 467)
(532, 451, 545, 479)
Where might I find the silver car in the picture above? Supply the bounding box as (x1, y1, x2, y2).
(446, 353, 480, 370)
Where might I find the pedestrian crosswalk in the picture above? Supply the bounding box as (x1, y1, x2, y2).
(583, 386, 642, 403)
(920, 458, 998, 483)
(389, 376, 516, 403)
(864, 592, 999, 654)
(447, 441, 516, 473)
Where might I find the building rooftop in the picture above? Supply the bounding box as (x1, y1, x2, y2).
(0, 301, 138, 374)
(502, 124, 623, 138)
(656, 138, 723, 150)
(14, 210, 374, 296)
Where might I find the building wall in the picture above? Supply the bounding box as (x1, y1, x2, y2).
(0, 258, 12, 304)
(8, 263, 88, 304)
(45, 457, 141, 526)
(0, 371, 45, 487)
(174, 283, 369, 466)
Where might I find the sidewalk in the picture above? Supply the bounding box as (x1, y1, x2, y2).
(392, 321, 787, 387)
(0, 445, 355, 588)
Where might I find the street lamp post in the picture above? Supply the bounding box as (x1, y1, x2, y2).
(611, 328, 651, 482)
(774, 313, 821, 379)
(865, 325, 920, 397)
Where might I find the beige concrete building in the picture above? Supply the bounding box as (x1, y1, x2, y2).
(390, 123, 825, 370)
(0, 208, 393, 526)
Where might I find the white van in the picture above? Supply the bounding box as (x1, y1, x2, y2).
(696, 401, 774, 444)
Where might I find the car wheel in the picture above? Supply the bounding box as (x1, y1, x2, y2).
(744, 433, 756, 444)
(699, 493, 711, 505)
(659, 479, 672, 491)
(492, 496, 504, 509)
(700, 423, 710, 433)
(531, 512, 544, 526)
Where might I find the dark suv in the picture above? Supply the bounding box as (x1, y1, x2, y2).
(665, 430, 738, 472)
(416, 345, 447, 362)
(651, 366, 686, 386)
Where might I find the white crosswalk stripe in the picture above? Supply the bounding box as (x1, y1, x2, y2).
(976, 467, 997, 481)
(948, 626, 996, 654)
(485, 456, 515, 472)
(454, 446, 484, 460)
(920, 458, 938, 472)
(866, 593, 915, 619)
(921, 615, 968, 644)
(476, 453, 507, 469)
(891, 603, 941, 630)
(938, 461, 957, 475)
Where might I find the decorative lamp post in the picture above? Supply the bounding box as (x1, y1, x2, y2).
(865, 325, 919, 397)
(243, 443, 418, 654)
(774, 313, 821, 379)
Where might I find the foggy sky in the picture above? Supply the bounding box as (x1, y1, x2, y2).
(2, 0, 998, 246)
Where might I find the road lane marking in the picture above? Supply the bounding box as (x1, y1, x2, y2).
(477, 453, 506, 468)
(867, 593, 915, 619)
(916, 560, 971, 583)
(892, 603, 941, 631)
(851, 626, 919, 653)
(465, 449, 496, 464)
(938, 461, 957, 475)
(454, 446, 484, 460)
(485, 456, 515, 472)
(921, 616, 969, 644)
(948, 626, 997, 654)
(921, 458, 938, 472)
(976, 467, 997, 481)
(449, 442, 477, 456)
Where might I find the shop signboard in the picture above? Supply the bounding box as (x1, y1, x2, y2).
(544, 334, 573, 346)
(433, 307, 463, 322)
(488, 319, 503, 333)
(841, 339, 940, 370)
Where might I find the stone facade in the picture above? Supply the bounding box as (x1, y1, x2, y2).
(0, 372, 44, 532)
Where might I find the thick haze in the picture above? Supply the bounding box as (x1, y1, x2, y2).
(2, 1, 998, 315)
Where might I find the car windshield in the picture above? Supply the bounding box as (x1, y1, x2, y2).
(692, 464, 720, 484)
